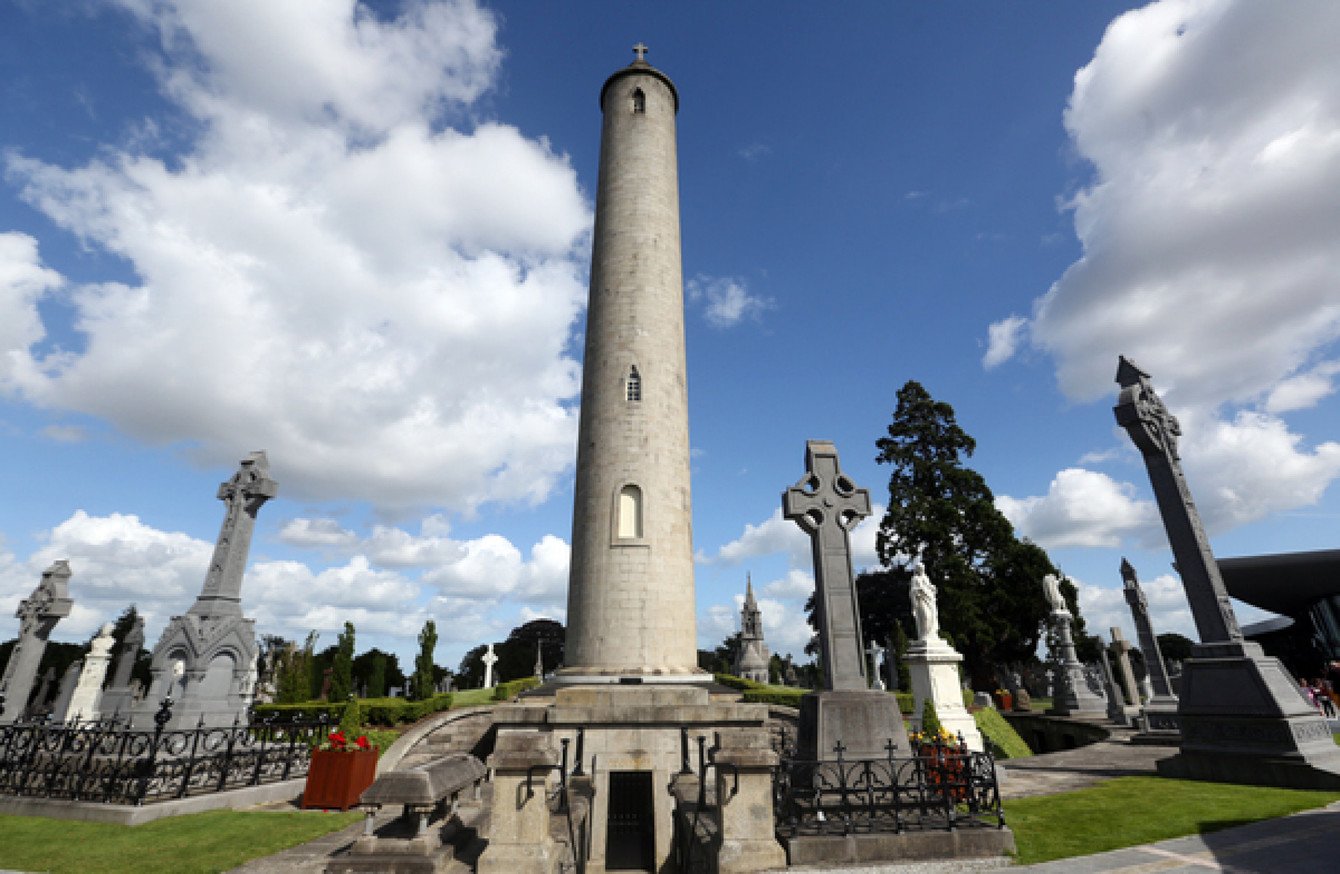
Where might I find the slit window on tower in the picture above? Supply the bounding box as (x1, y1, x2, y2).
(618, 485, 643, 539)
(626, 366, 642, 402)
(632, 88, 646, 114)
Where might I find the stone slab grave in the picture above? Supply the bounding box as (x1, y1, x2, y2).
(783, 439, 910, 760)
(1115, 356, 1340, 789)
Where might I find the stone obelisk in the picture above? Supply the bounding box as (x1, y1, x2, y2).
(139, 451, 276, 728)
(560, 43, 699, 682)
(0, 561, 74, 723)
(1114, 356, 1340, 788)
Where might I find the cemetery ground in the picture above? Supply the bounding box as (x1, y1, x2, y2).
(0, 685, 1336, 873)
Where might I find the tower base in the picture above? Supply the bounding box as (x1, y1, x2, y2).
(1155, 641, 1340, 790)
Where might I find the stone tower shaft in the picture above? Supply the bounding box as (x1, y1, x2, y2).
(563, 55, 698, 678)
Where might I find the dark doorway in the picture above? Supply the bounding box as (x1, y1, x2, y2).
(605, 770, 655, 871)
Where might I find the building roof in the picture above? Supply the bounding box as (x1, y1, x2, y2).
(1218, 549, 1340, 616)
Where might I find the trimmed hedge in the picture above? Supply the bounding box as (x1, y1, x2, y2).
(253, 693, 454, 727)
(742, 687, 804, 707)
(492, 676, 541, 701)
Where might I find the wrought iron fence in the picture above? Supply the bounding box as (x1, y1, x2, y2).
(773, 736, 1006, 838)
(0, 698, 329, 805)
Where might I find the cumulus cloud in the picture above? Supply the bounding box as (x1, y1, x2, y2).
(2, 0, 591, 512)
(686, 275, 773, 329)
(707, 505, 883, 573)
(1029, 0, 1340, 407)
(982, 315, 1027, 370)
(997, 468, 1157, 549)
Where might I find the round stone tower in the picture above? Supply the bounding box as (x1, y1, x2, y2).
(561, 46, 701, 681)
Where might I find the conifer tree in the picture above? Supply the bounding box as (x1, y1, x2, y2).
(331, 622, 355, 701)
(412, 620, 438, 700)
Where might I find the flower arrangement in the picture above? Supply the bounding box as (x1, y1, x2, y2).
(324, 730, 371, 752)
(909, 726, 957, 747)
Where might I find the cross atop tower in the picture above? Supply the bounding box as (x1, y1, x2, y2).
(632, 42, 648, 62)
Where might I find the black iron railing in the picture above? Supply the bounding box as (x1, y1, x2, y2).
(773, 735, 1005, 838)
(0, 698, 328, 805)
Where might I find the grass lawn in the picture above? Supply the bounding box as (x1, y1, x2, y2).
(0, 809, 361, 874)
(450, 687, 499, 707)
(1006, 775, 1340, 865)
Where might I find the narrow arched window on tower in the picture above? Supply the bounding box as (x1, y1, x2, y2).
(632, 88, 646, 114)
(617, 485, 644, 539)
(626, 366, 641, 402)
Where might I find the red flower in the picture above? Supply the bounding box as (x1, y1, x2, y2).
(328, 731, 347, 751)
(355, 735, 370, 750)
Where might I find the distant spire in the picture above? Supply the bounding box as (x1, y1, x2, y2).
(744, 572, 756, 605)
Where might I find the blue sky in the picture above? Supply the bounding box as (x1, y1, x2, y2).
(3, 1, 1339, 676)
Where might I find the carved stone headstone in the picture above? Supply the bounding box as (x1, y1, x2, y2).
(0, 561, 75, 723)
(784, 440, 909, 759)
(1109, 628, 1141, 706)
(136, 451, 276, 729)
(99, 612, 145, 719)
(67, 623, 116, 723)
(51, 659, 82, 723)
(1042, 576, 1105, 719)
(1115, 357, 1340, 787)
(1120, 559, 1180, 738)
(1098, 648, 1130, 726)
(904, 558, 983, 751)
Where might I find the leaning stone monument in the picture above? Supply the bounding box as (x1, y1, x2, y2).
(137, 451, 277, 729)
(477, 48, 783, 874)
(66, 623, 116, 723)
(1114, 356, 1340, 788)
(98, 612, 145, 719)
(1042, 573, 1106, 718)
(1120, 558, 1180, 739)
(734, 575, 771, 683)
(784, 440, 912, 761)
(0, 560, 74, 723)
(904, 557, 983, 751)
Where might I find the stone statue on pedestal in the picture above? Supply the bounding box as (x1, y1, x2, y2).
(903, 557, 984, 751)
(1043, 574, 1106, 718)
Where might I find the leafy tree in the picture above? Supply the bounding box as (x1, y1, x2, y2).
(495, 619, 565, 682)
(103, 604, 151, 689)
(458, 644, 488, 689)
(352, 649, 402, 698)
(1157, 633, 1195, 663)
(890, 621, 911, 692)
(872, 380, 1083, 690)
(276, 631, 318, 704)
(330, 622, 355, 702)
(713, 632, 743, 675)
(412, 620, 438, 700)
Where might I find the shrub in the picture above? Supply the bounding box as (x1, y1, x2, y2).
(337, 697, 362, 737)
(492, 677, 540, 701)
(742, 687, 804, 707)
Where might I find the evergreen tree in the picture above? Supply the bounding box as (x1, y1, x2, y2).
(276, 631, 318, 704)
(891, 621, 911, 692)
(367, 654, 386, 698)
(874, 381, 1077, 689)
(330, 622, 355, 701)
(412, 620, 438, 700)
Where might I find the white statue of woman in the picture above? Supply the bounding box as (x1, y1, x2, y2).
(1042, 573, 1068, 614)
(89, 623, 116, 658)
(909, 558, 941, 642)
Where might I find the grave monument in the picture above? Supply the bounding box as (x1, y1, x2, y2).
(479, 47, 782, 874)
(1120, 558, 1180, 738)
(1108, 627, 1143, 725)
(734, 576, 771, 684)
(66, 623, 116, 722)
(99, 611, 146, 719)
(784, 440, 911, 760)
(1098, 647, 1130, 725)
(904, 557, 983, 751)
(1114, 356, 1340, 788)
(137, 451, 277, 729)
(481, 643, 497, 689)
(1042, 573, 1106, 718)
(0, 560, 74, 723)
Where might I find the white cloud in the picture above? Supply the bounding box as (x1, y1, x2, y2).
(3, 0, 591, 513)
(686, 275, 773, 329)
(1025, 0, 1340, 408)
(982, 315, 1027, 370)
(1265, 361, 1340, 413)
(997, 468, 1157, 549)
(708, 505, 883, 573)
(1071, 572, 1197, 648)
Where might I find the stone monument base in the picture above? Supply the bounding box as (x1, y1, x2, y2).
(798, 688, 911, 761)
(783, 827, 1016, 866)
(483, 684, 785, 874)
(1131, 696, 1182, 745)
(1045, 665, 1107, 720)
(906, 640, 983, 752)
(1155, 641, 1340, 790)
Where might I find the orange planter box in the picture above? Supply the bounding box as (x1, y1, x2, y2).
(302, 748, 378, 810)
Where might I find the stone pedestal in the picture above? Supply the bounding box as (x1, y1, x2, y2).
(1156, 641, 1340, 789)
(906, 638, 982, 752)
(799, 689, 910, 760)
(489, 685, 782, 874)
(714, 729, 787, 874)
(1046, 611, 1106, 719)
(477, 734, 559, 874)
